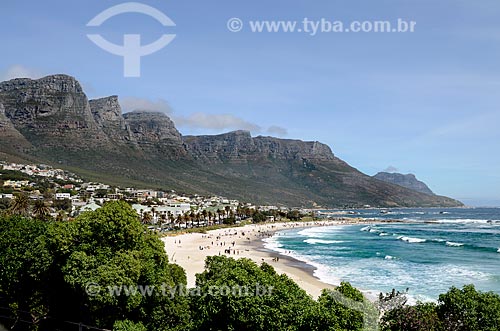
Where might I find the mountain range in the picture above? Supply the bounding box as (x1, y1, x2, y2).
(0, 75, 462, 208)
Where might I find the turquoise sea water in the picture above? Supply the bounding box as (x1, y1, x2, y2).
(264, 208, 500, 302)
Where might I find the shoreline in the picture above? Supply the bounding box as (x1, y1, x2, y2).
(162, 218, 402, 298)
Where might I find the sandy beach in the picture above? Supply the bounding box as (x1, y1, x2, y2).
(162, 218, 385, 298)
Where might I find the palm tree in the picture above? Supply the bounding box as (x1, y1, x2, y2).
(176, 214, 183, 228)
(190, 211, 196, 227)
(184, 213, 192, 228)
(151, 207, 157, 224)
(201, 209, 208, 227)
(9, 194, 30, 216)
(142, 212, 153, 225)
(167, 211, 173, 227)
(225, 206, 231, 219)
(32, 200, 51, 220)
(43, 189, 54, 201)
(195, 213, 201, 227)
(236, 204, 243, 218)
(160, 214, 167, 231)
(208, 211, 214, 226)
(216, 209, 223, 224)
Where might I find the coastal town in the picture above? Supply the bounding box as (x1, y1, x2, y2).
(0, 161, 306, 229)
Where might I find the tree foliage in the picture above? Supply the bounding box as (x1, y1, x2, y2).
(381, 302, 442, 331)
(191, 255, 315, 331)
(381, 284, 500, 331)
(303, 282, 378, 331)
(437, 284, 500, 331)
(0, 201, 190, 330)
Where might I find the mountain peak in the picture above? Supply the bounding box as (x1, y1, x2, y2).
(0, 74, 83, 94)
(123, 110, 183, 146)
(124, 110, 170, 118)
(90, 96, 122, 123)
(227, 130, 252, 136)
(374, 172, 435, 195)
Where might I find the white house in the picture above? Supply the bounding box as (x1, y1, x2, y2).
(55, 193, 71, 200)
(75, 202, 101, 215)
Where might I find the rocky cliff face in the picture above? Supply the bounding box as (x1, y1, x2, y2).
(0, 102, 32, 151)
(184, 130, 339, 164)
(0, 75, 109, 150)
(184, 130, 257, 162)
(253, 136, 337, 161)
(122, 111, 187, 159)
(0, 74, 463, 208)
(89, 96, 136, 148)
(90, 96, 125, 129)
(374, 172, 435, 195)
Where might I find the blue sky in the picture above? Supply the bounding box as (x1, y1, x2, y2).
(1, 0, 499, 206)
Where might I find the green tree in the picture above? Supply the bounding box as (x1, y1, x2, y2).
(303, 282, 378, 331)
(0, 216, 53, 328)
(0, 197, 10, 210)
(0, 201, 191, 330)
(113, 320, 147, 331)
(53, 198, 72, 212)
(94, 189, 109, 198)
(381, 302, 442, 331)
(252, 211, 266, 223)
(437, 284, 500, 331)
(191, 256, 315, 331)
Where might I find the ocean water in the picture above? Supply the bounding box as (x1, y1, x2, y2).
(264, 208, 500, 302)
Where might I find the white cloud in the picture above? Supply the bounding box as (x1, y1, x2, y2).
(266, 125, 288, 137)
(119, 96, 293, 136)
(1, 65, 43, 81)
(383, 166, 399, 173)
(120, 97, 173, 114)
(174, 112, 262, 133)
(120, 97, 262, 133)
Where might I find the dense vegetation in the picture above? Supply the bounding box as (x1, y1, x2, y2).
(1, 202, 499, 330)
(381, 285, 500, 331)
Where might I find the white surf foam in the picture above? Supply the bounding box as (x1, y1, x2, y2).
(446, 241, 464, 247)
(433, 219, 498, 224)
(304, 239, 344, 245)
(297, 226, 342, 238)
(263, 236, 342, 286)
(398, 236, 427, 243)
(262, 236, 284, 252)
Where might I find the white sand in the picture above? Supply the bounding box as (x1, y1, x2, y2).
(162, 220, 374, 298)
